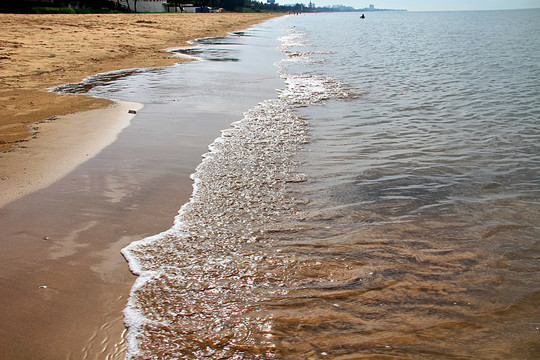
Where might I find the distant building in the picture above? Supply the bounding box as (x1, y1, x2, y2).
(118, 0, 167, 12)
(331, 4, 355, 11)
(369, 4, 374, 10)
(267, 0, 275, 4)
(117, 0, 217, 13)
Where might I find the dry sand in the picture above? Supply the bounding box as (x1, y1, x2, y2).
(0, 12, 283, 359)
(0, 12, 282, 206)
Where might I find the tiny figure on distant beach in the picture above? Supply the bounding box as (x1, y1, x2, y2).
(360, 14, 365, 19)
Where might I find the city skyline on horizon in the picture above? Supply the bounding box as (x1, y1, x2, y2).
(276, 0, 540, 11)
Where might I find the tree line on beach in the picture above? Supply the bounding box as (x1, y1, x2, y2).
(0, 0, 318, 13)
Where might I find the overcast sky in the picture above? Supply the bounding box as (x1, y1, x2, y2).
(278, 0, 540, 11)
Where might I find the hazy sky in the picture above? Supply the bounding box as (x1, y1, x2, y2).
(278, 0, 540, 11)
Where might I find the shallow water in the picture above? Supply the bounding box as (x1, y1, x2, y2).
(269, 10, 540, 359)
(61, 11, 539, 359)
(269, 11, 540, 358)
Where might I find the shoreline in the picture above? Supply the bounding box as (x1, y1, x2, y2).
(0, 12, 283, 206)
(0, 13, 284, 359)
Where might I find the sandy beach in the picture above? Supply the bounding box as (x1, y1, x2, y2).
(0, 12, 282, 205)
(0, 12, 282, 359)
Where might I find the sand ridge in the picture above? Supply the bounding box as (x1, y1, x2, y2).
(0, 101, 143, 208)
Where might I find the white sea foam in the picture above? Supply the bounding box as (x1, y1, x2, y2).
(121, 23, 350, 359)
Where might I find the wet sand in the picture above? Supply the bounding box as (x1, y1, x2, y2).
(0, 133, 199, 359)
(0, 101, 142, 208)
(0, 110, 230, 358)
(0, 12, 282, 359)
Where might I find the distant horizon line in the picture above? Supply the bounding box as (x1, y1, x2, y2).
(305, 7, 540, 12)
(284, 4, 540, 12)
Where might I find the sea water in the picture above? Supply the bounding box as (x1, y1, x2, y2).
(61, 10, 540, 359)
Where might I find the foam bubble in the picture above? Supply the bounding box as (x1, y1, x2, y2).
(122, 25, 351, 359)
